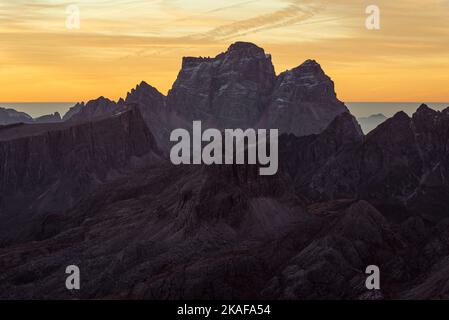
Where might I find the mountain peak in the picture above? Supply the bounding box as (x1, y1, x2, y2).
(367, 110, 411, 141)
(443, 106, 449, 114)
(323, 112, 364, 143)
(137, 80, 152, 89)
(227, 41, 264, 52)
(393, 110, 411, 120)
(292, 59, 324, 75)
(415, 103, 437, 116)
(126, 81, 165, 105)
(85, 96, 114, 108)
(219, 41, 268, 60)
(169, 42, 275, 129)
(300, 59, 320, 67)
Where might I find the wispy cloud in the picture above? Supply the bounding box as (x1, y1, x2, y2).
(0, 0, 448, 102)
(193, 1, 323, 40)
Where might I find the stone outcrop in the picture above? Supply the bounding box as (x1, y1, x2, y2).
(167, 42, 276, 129)
(167, 42, 347, 136)
(259, 59, 349, 136)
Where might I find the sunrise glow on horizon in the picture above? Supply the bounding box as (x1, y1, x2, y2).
(1, 0, 448, 103)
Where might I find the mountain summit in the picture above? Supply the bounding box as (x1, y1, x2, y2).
(60, 42, 350, 143)
(259, 59, 348, 135)
(167, 42, 276, 129)
(1, 43, 449, 300)
(166, 42, 348, 135)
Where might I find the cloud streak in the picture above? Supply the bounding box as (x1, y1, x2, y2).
(193, 1, 323, 41)
(0, 0, 448, 102)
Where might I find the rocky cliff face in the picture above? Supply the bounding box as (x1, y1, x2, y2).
(167, 42, 276, 129)
(1, 103, 448, 299)
(405, 105, 449, 221)
(280, 104, 449, 222)
(279, 112, 364, 199)
(62, 102, 85, 121)
(0, 106, 160, 244)
(0, 162, 447, 299)
(59, 42, 350, 149)
(259, 59, 349, 136)
(1, 42, 448, 300)
(65, 97, 125, 123)
(125, 81, 182, 153)
(167, 42, 347, 135)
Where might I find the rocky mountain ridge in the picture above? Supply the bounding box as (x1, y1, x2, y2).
(0, 106, 160, 245)
(60, 42, 349, 147)
(0, 43, 448, 300)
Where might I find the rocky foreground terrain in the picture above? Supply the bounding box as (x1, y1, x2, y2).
(0, 42, 448, 299)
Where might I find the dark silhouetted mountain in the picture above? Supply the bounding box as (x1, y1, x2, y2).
(259, 59, 349, 136)
(62, 102, 85, 121)
(167, 42, 347, 136)
(262, 200, 402, 299)
(59, 42, 352, 151)
(34, 112, 62, 123)
(279, 112, 364, 197)
(125, 81, 179, 153)
(0, 107, 33, 125)
(0, 106, 160, 245)
(167, 42, 276, 129)
(1, 43, 449, 300)
(65, 97, 125, 123)
(279, 104, 449, 223)
(358, 113, 388, 133)
(1, 108, 64, 125)
(0, 161, 446, 299)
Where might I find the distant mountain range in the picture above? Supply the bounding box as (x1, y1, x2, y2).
(1, 42, 449, 300)
(0, 107, 61, 125)
(357, 113, 388, 133)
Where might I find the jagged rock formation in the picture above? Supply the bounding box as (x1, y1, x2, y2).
(1, 159, 448, 299)
(125, 81, 183, 153)
(58, 42, 351, 152)
(1, 42, 448, 300)
(280, 104, 449, 223)
(259, 59, 349, 136)
(65, 97, 125, 123)
(279, 112, 364, 201)
(262, 200, 401, 299)
(167, 42, 347, 136)
(0, 106, 160, 245)
(167, 42, 276, 129)
(34, 112, 62, 123)
(62, 102, 85, 121)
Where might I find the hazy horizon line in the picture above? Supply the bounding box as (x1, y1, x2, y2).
(2, 101, 449, 103)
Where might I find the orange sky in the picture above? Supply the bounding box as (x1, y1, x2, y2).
(1, 0, 448, 102)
